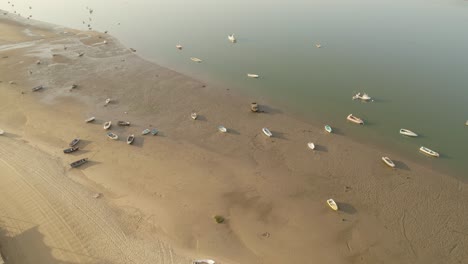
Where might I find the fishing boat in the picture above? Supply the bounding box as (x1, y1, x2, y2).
(399, 129, 418, 137)
(105, 98, 111, 105)
(85, 116, 95, 123)
(352, 92, 372, 101)
(307, 142, 315, 150)
(103, 121, 111, 130)
(176, 44, 183, 50)
(69, 138, 80, 147)
(151, 128, 159, 136)
(250, 102, 259, 112)
(63, 146, 79, 154)
(326, 199, 338, 211)
(118, 121, 130, 126)
(419, 146, 439, 157)
(247, 74, 259, 78)
(142, 128, 151, 135)
(70, 158, 88, 168)
(347, 114, 364, 125)
(324, 125, 332, 133)
(228, 34, 236, 43)
(218, 126, 227, 133)
(190, 57, 202, 63)
(32, 85, 43, 92)
(191, 112, 198, 120)
(193, 260, 215, 264)
(107, 132, 118, 140)
(381, 157, 395, 168)
(127, 134, 135, 145)
(262, 127, 273, 137)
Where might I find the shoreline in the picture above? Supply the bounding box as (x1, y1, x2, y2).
(1, 12, 467, 264)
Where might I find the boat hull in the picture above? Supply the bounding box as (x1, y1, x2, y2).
(325, 125, 332, 133)
(262, 128, 272, 137)
(326, 199, 338, 211)
(400, 129, 418, 137)
(419, 146, 439, 157)
(347, 114, 364, 125)
(127, 135, 135, 145)
(382, 157, 395, 168)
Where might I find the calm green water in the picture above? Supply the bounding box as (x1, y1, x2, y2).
(2, 0, 467, 177)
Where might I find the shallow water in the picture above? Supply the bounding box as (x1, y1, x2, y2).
(2, 0, 467, 177)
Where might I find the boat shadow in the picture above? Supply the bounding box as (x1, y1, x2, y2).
(259, 105, 283, 115)
(77, 139, 93, 148)
(227, 128, 241, 135)
(196, 115, 208, 122)
(132, 136, 145, 148)
(329, 127, 345, 136)
(338, 202, 357, 215)
(69, 149, 91, 156)
(270, 130, 287, 140)
(72, 160, 100, 170)
(0, 132, 21, 138)
(393, 160, 411, 171)
(314, 144, 328, 152)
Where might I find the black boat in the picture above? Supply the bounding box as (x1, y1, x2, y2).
(63, 146, 79, 154)
(69, 138, 80, 147)
(70, 158, 88, 168)
(117, 121, 130, 126)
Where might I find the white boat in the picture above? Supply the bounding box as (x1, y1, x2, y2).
(142, 128, 151, 135)
(105, 98, 111, 105)
(85, 116, 95, 123)
(127, 134, 135, 145)
(176, 44, 183, 50)
(347, 114, 364, 125)
(381, 157, 395, 168)
(326, 199, 338, 211)
(218, 126, 227, 133)
(193, 260, 215, 264)
(190, 57, 202, 63)
(307, 142, 315, 150)
(465, 120, 468, 126)
(262, 127, 272, 137)
(103, 121, 111, 130)
(0, 129, 4, 135)
(399, 129, 418, 137)
(247, 74, 259, 78)
(191, 112, 198, 120)
(324, 125, 332, 133)
(419, 146, 439, 157)
(315, 43, 321, 48)
(107, 132, 118, 140)
(352, 92, 372, 101)
(228, 34, 236, 43)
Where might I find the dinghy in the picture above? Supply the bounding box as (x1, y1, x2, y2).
(191, 112, 198, 120)
(307, 142, 315, 150)
(262, 127, 273, 137)
(190, 57, 202, 63)
(151, 128, 159, 136)
(193, 260, 215, 264)
(70, 158, 88, 168)
(381, 156, 395, 168)
(247, 74, 259, 78)
(32, 85, 43, 92)
(107, 132, 118, 140)
(63, 146, 79, 154)
(127, 134, 135, 145)
(176, 44, 183, 50)
(347, 114, 364, 125)
(399, 129, 418, 137)
(419, 146, 439, 157)
(103, 121, 111, 130)
(85, 116, 95, 123)
(105, 98, 111, 105)
(142, 128, 151, 135)
(250, 102, 259, 112)
(218, 126, 227, 133)
(326, 199, 338, 211)
(228, 34, 236, 43)
(0, 129, 4, 135)
(69, 138, 80, 147)
(118, 121, 130, 126)
(324, 125, 332, 133)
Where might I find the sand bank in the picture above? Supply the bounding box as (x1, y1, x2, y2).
(0, 12, 467, 264)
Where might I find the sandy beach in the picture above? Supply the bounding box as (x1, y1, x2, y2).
(0, 13, 467, 264)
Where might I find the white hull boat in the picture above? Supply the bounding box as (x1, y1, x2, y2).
(190, 57, 202, 63)
(218, 126, 227, 133)
(103, 121, 111, 130)
(228, 34, 236, 43)
(247, 74, 259, 78)
(193, 260, 215, 264)
(381, 157, 395, 168)
(85, 116, 95, 123)
(347, 114, 364, 125)
(352, 92, 372, 101)
(0, 129, 4, 135)
(262, 127, 272, 137)
(142, 129, 151, 135)
(399, 129, 418, 137)
(307, 142, 315, 150)
(127, 134, 135, 145)
(419, 146, 439, 157)
(315, 43, 321, 48)
(465, 120, 468, 126)
(107, 132, 118, 140)
(105, 98, 111, 105)
(324, 125, 332, 133)
(326, 199, 338, 211)
(191, 112, 198, 120)
(176, 44, 183, 50)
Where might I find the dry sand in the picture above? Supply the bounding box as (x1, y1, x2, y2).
(0, 12, 467, 264)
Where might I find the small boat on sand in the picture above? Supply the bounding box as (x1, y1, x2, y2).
(325, 125, 332, 133)
(151, 128, 159, 136)
(399, 129, 418, 137)
(250, 102, 259, 112)
(352, 92, 372, 101)
(142, 128, 151, 135)
(85, 116, 95, 123)
(118, 121, 130, 126)
(103, 121, 112, 130)
(193, 260, 215, 264)
(228, 34, 236, 43)
(218, 126, 227, 133)
(247, 74, 259, 78)
(326, 199, 338, 211)
(262, 127, 273, 137)
(191, 112, 198, 120)
(381, 156, 395, 168)
(107, 132, 118, 140)
(70, 158, 88, 168)
(419, 146, 439, 157)
(69, 138, 80, 147)
(105, 98, 111, 105)
(32, 85, 43, 92)
(347, 114, 364, 125)
(0, 129, 4, 135)
(63, 146, 79, 154)
(127, 134, 135, 145)
(176, 44, 183, 50)
(307, 142, 315, 150)
(190, 57, 202, 63)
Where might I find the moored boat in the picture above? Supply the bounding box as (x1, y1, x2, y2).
(190, 57, 202, 63)
(347, 114, 364, 125)
(63, 146, 79, 154)
(326, 199, 338, 211)
(85, 116, 95, 123)
(262, 127, 273, 137)
(103, 121, 112, 130)
(176, 44, 183, 50)
(151, 128, 159, 136)
(381, 156, 395, 168)
(191, 112, 198, 120)
(228, 34, 236, 43)
(307, 142, 315, 150)
(107, 132, 118, 140)
(69, 138, 80, 147)
(218, 126, 227, 133)
(142, 128, 151, 135)
(127, 134, 135, 145)
(399, 128, 418, 137)
(352, 92, 372, 101)
(419, 146, 439, 157)
(247, 74, 259, 78)
(315, 43, 321, 48)
(118, 121, 130, 126)
(465, 120, 468, 126)
(70, 158, 88, 168)
(324, 125, 332, 133)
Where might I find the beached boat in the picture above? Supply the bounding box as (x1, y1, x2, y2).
(127, 134, 135, 145)
(176, 44, 183, 50)
(262, 127, 273, 137)
(326, 199, 338, 211)
(107, 132, 118, 140)
(347, 114, 364, 125)
(69, 138, 80, 147)
(103, 121, 111, 130)
(70, 158, 88, 168)
(193, 260, 215, 264)
(142, 128, 151, 135)
(151, 128, 159, 136)
(105, 98, 111, 105)
(307, 142, 315, 150)
(32, 85, 43, 92)
(381, 156, 395, 168)
(218, 126, 227, 133)
(63, 146, 79, 154)
(419, 146, 439, 157)
(325, 125, 332, 133)
(251, 102, 259, 112)
(399, 129, 418, 137)
(85, 116, 95, 123)
(191, 112, 198, 120)
(190, 57, 202, 63)
(118, 121, 130, 126)
(247, 74, 259, 78)
(352, 92, 372, 101)
(228, 34, 236, 43)
(0, 129, 4, 135)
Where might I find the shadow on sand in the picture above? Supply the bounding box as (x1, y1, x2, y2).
(338, 202, 357, 215)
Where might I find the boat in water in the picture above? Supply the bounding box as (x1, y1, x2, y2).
(381, 157, 395, 168)
(103, 121, 112, 130)
(118, 121, 130, 126)
(399, 129, 418, 137)
(176, 44, 183, 50)
(347, 114, 364, 125)
(70, 158, 88, 168)
(228, 34, 236, 43)
(69, 138, 80, 147)
(32, 85, 43, 92)
(107, 132, 118, 140)
(247, 73, 259, 78)
(85, 116, 95, 123)
(193, 260, 215, 264)
(307, 142, 315, 150)
(63, 146, 79, 154)
(465, 120, 468, 126)
(324, 125, 332, 133)
(262, 127, 273, 137)
(315, 43, 321, 48)
(190, 57, 202, 63)
(419, 146, 439, 157)
(191, 112, 198, 120)
(218, 126, 227, 133)
(326, 199, 338, 211)
(352, 92, 372, 101)
(142, 128, 151, 135)
(127, 134, 135, 145)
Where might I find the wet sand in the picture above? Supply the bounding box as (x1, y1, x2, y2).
(0, 12, 467, 264)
